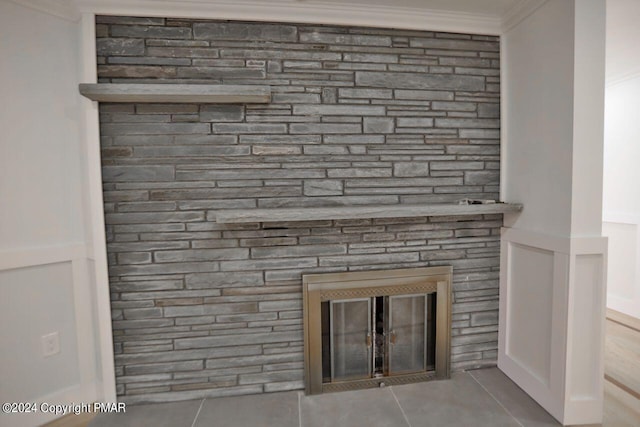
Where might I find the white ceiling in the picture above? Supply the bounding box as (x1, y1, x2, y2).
(295, 0, 521, 16)
(606, 0, 640, 84)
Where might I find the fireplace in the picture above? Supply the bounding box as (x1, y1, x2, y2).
(95, 16, 506, 402)
(303, 267, 451, 394)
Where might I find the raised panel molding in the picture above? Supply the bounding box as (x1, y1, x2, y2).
(505, 243, 554, 385)
(0, 259, 98, 427)
(603, 219, 640, 319)
(499, 227, 607, 425)
(0, 251, 98, 422)
(566, 255, 605, 411)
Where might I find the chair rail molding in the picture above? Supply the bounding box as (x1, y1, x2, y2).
(0, 244, 86, 271)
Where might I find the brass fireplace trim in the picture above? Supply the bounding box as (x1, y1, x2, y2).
(322, 371, 437, 393)
(302, 266, 452, 395)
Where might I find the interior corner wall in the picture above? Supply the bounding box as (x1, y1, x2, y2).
(570, 0, 605, 237)
(603, 76, 640, 319)
(501, 0, 574, 237)
(500, 0, 607, 425)
(0, 2, 101, 426)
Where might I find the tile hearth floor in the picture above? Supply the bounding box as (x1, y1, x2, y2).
(89, 367, 640, 427)
(91, 368, 567, 427)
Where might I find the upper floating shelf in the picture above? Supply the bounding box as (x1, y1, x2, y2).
(78, 83, 271, 103)
(213, 203, 523, 224)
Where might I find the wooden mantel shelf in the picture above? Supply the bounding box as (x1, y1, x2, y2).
(213, 202, 523, 224)
(78, 83, 271, 103)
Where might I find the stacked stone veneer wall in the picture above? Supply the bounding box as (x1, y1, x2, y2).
(97, 16, 502, 403)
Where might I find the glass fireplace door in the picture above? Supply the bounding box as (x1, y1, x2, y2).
(330, 298, 372, 381)
(303, 267, 451, 395)
(388, 294, 427, 375)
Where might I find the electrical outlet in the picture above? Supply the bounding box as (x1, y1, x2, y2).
(42, 332, 60, 357)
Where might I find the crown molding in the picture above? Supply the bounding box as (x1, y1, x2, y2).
(501, 0, 548, 33)
(73, 0, 501, 35)
(7, 0, 572, 38)
(606, 69, 640, 88)
(7, 0, 81, 21)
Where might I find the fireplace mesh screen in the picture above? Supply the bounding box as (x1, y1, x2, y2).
(303, 267, 451, 394)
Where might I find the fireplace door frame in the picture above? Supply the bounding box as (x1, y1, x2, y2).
(303, 266, 452, 395)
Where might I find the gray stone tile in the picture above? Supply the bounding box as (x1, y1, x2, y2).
(301, 387, 409, 427)
(194, 23, 298, 42)
(98, 17, 503, 401)
(97, 38, 145, 57)
(356, 71, 484, 91)
(468, 368, 561, 426)
(89, 399, 201, 427)
(391, 372, 520, 427)
(194, 391, 299, 427)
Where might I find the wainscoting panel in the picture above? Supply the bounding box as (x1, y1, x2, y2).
(505, 242, 554, 386)
(603, 217, 640, 319)
(565, 253, 606, 422)
(499, 227, 607, 425)
(0, 245, 98, 427)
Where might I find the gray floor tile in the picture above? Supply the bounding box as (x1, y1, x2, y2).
(391, 372, 520, 427)
(468, 368, 561, 427)
(89, 399, 202, 427)
(300, 387, 409, 427)
(194, 391, 299, 427)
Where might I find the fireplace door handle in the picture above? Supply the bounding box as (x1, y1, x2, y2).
(366, 332, 372, 347)
(389, 330, 397, 345)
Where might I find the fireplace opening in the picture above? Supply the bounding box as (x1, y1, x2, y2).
(304, 267, 451, 394)
(320, 295, 438, 383)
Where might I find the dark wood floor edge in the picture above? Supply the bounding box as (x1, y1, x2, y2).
(604, 374, 640, 401)
(607, 317, 640, 334)
(606, 308, 640, 333)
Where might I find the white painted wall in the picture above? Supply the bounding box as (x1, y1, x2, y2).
(0, 4, 84, 250)
(501, 0, 575, 237)
(500, 1, 607, 425)
(0, 2, 109, 426)
(0, 2, 611, 426)
(603, 76, 640, 319)
(570, 0, 605, 237)
(606, 0, 640, 85)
